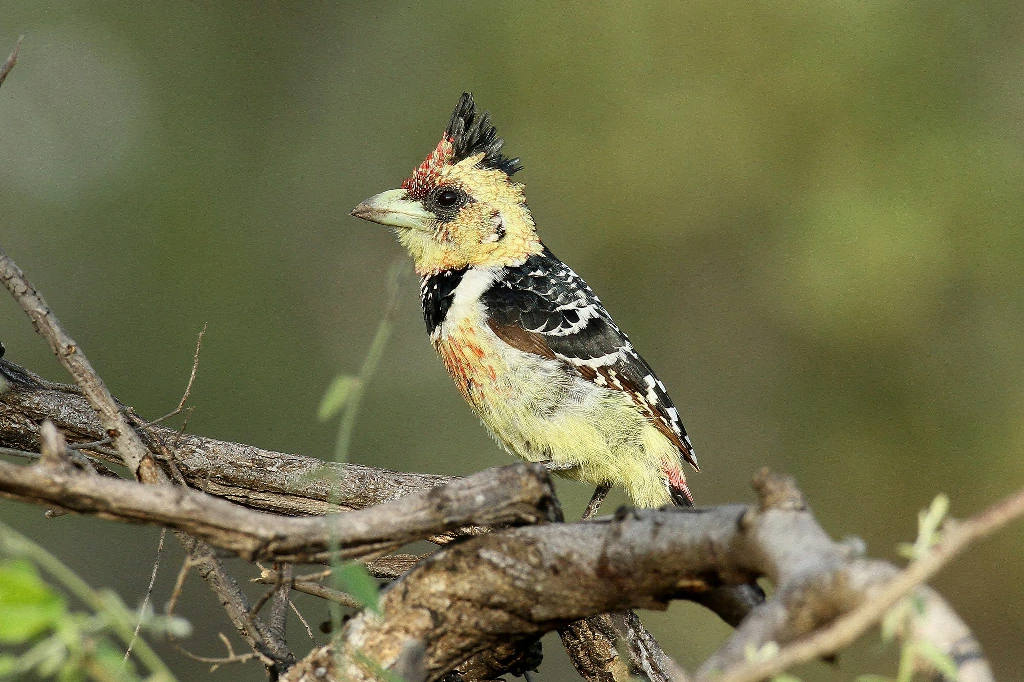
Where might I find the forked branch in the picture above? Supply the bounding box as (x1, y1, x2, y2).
(282, 472, 1011, 682)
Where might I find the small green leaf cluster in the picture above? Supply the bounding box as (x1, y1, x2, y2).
(751, 495, 959, 682)
(0, 524, 185, 682)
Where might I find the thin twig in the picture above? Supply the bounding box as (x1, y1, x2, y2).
(581, 484, 611, 520)
(249, 585, 279, 619)
(173, 635, 258, 671)
(708, 485, 1024, 682)
(68, 437, 114, 450)
(292, 568, 332, 582)
(165, 557, 194, 618)
(124, 528, 166, 664)
(150, 323, 207, 425)
(269, 564, 292, 645)
(0, 445, 43, 460)
(76, 444, 121, 459)
(0, 36, 22, 89)
(290, 600, 317, 642)
(291, 579, 361, 608)
(179, 535, 292, 671)
(617, 610, 691, 682)
(253, 567, 362, 608)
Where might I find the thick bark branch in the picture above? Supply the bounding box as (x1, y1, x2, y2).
(0, 455, 558, 563)
(0, 360, 456, 515)
(1, 365, 1005, 682)
(282, 473, 1000, 682)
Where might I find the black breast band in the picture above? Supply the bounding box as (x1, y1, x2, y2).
(420, 268, 469, 334)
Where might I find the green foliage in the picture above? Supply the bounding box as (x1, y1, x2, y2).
(898, 494, 949, 561)
(0, 559, 66, 642)
(879, 494, 959, 682)
(320, 263, 404, 464)
(738, 495, 960, 682)
(332, 562, 381, 615)
(914, 641, 960, 680)
(317, 375, 361, 422)
(0, 522, 183, 682)
(319, 265, 404, 635)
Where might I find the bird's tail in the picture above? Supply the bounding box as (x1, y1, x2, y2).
(663, 466, 694, 507)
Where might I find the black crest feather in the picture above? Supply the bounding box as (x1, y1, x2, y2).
(445, 92, 523, 176)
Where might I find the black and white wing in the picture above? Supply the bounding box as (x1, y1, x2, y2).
(481, 247, 698, 471)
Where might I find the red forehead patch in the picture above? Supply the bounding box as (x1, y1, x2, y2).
(402, 137, 454, 197)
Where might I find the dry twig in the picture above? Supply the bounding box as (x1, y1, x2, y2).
(0, 457, 558, 562)
(0, 364, 458, 515)
(0, 37, 22, 89)
(123, 528, 167, 664)
(150, 323, 206, 426)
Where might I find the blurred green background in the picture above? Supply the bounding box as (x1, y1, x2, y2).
(1, 2, 1022, 680)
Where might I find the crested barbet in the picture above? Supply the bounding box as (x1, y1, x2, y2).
(352, 93, 699, 507)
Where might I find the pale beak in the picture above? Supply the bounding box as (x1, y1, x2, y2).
(350, 189, 435, 231)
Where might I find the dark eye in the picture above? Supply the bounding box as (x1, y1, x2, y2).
(434, 188, 465, 208)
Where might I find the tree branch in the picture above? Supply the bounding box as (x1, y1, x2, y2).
(281, 472, 1004, 682)
(0, 221, 299, 675)
(0, 247, 152, 473)
(0, 361, 457, 515)
(0, 226, 1008, 682)
(0, 456, 558, 562)
(704, 482, 1023, 682)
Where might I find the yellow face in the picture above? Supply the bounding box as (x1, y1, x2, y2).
(352, 124, 542, 274)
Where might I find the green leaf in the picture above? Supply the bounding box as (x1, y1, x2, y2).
(92, 639, 142, 682)
(0, 559, 66, 643)
(910, 494, 950, 559)
(855, 675, 894, 682)
(34, 637, 67, 677)
(318, 376, 361, 421)
(56, 659, 86, 682)
(333, 562, 381, 614)
(0, 654, 20, 677)
(880, 601, 905, 642)
(771, 674, 803, 682)
(914, 641, 959, 680)
(896, 542, 916, 560)
(926, 494, 950, 528)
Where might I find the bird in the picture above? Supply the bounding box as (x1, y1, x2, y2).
(351, 92, 699, 508)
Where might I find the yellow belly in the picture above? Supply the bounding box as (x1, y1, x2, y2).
(434, 320, 680, 507)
